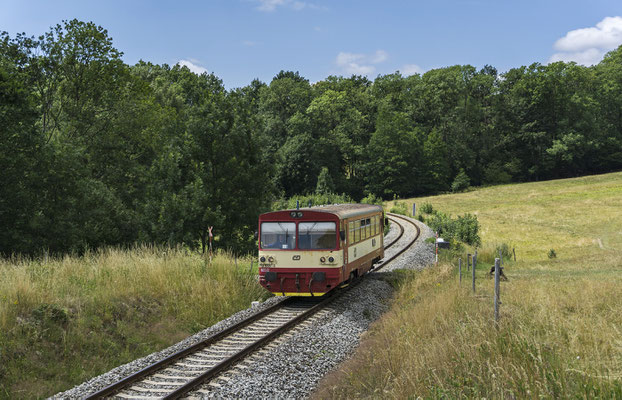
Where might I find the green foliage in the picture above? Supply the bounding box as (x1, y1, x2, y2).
(2, 21, 622, 257)
(360, 193, 383, 206)
(548, 248, 557, 259)
(315, 167, 336, 195)
(451, 169, 470, 192)
(389, 200, 409, 216)
(420, 202, 434, 214)
(272, 193, 353, 211)
(427, 211, 480, 246)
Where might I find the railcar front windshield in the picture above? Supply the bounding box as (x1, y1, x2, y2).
(298, 222, 337, 250)
(261, 222, 296, 249)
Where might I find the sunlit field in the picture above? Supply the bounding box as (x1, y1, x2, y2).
(0, 248, 269, 399)
(316, 171, 622, 398)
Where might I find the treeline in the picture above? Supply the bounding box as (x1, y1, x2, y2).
(2, 20, 622, 255)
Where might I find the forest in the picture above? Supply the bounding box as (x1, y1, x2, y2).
(2, 19, 622, 255)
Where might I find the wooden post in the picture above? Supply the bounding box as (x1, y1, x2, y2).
(458, 258, 462, 284)
(472, 252, 476, 293)
(467, 253, 471, 271)
(249, 260, 254, 273)
(513, 248, 516, 261)
(494, 258, 500, 322)
(499, 249, 503, 265)
(412, 203, 416, 217)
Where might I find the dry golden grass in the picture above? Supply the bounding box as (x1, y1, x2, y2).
(0, 247, 268, 399)
(316, 172, 622, 399)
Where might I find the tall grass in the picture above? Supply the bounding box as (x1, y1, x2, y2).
(0, 247, 269, 399)
(318, 171, 622, 398)
(317, 263, 622, 399)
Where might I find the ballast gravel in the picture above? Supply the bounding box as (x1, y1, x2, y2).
(51, 215, 434, 400)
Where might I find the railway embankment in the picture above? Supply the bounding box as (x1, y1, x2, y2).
(52, 216, 434, 399)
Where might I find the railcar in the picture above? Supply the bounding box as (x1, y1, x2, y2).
(258, 204, 384, 296)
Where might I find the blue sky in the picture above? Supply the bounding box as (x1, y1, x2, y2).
(2, 0, 621, 88)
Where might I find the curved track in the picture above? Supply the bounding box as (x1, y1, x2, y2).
(86, 214, 420, 399)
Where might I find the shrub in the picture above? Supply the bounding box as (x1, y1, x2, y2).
(417, 213, 425, 222)
(420, 202, 434, 214)
(548, 248, 557, 259)
(451, 169, 470, 192)
(389, 201, 409, 216)
(427, 211, 480, 246)
(273, 193, 353, 210)
(360, 193, 382, 206)
(453, 213, 481, 246)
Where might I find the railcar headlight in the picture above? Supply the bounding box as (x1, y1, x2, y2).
(320, 257, 326, 263)
(260, 256, 266, 262)
(268, 256, 274, 263)
(290, 211, 297, 217)
(297, 211, 303, 217)
(328, 256, 335, 263)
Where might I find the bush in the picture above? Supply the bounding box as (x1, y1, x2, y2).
(389, 201, 409, 216)
(427, 211, 480, 246)
(451, 169, 470, 192)
(453, 213, 481, 246)
(420, 202, 434, 214)
(417, 213, 425, 222)
(360, 193, 383, 206)
(548, 248, 557, 259)
(273, 193, 353, 210)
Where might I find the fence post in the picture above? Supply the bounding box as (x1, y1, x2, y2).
(472, 253, 476, 293)
(494, 258, 500, 322)
(458, 258, 462, 284)
(250, 260, 254, 273)
(513, 248, 516, 261)
(412, 203, 416, 217)
(499, 249, 503, 265)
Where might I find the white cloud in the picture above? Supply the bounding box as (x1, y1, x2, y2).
(177, 60, 208, 75)
(371, 50, 388, 63)
(255, 0, 318, 12)
(335, 50, 388, 76)
(401, 64, 424, 76)
(549, 16, 622, 65)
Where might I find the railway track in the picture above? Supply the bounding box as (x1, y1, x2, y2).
(86, 214, 420, 399)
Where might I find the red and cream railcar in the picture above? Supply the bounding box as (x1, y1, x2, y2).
(258, 204, 384, 296)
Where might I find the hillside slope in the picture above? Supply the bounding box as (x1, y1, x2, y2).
(315, 171, 622, 398)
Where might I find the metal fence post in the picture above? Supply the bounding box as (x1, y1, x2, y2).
(458, 258, 462, 284)
(412, 203, 416, 217)
(472, 253, 476, 293)
(494, 258, 500, 322)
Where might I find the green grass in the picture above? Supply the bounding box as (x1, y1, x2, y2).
(315, 171, 622, 399)
(0, 247, 269, 399)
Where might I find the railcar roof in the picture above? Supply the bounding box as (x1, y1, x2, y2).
(262, 203, 383, 219)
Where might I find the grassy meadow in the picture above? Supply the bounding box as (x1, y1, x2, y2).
(0, 248, 269, 399)
(316, 171, 622, 398)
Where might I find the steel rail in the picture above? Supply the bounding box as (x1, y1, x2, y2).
(84, 298, 295, 399)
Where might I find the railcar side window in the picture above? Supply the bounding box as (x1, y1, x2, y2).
(354, 220, 360, 242)
(349, 222, 355, 243)
(361, 219, 367, 240)
(299, 222, 337, 249)
(366, 218, 371, 237)
(260, 222, 296, 249)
